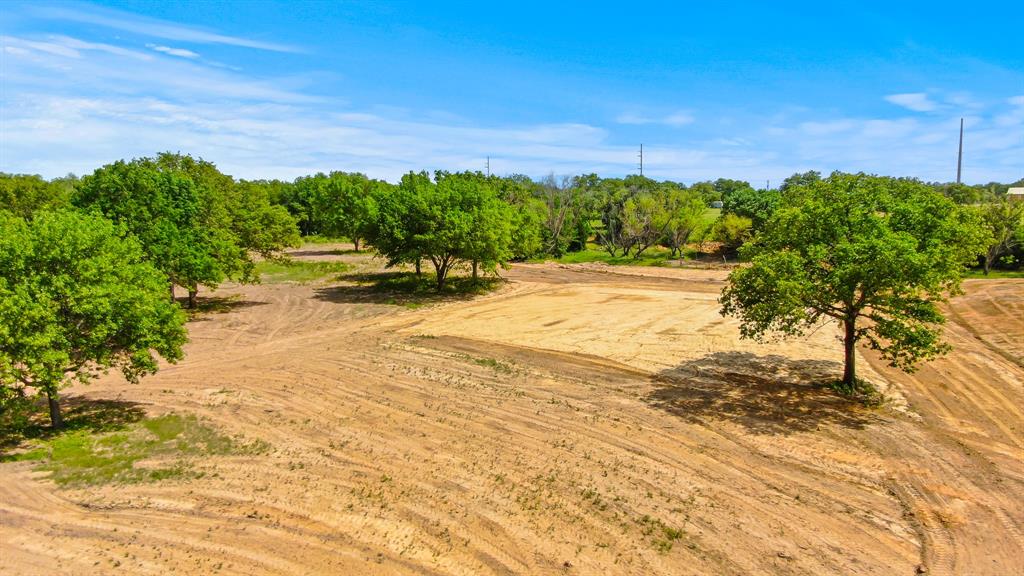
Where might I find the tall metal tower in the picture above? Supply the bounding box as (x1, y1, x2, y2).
(956, 118, 964, 184)
(638, 144, 644, 176)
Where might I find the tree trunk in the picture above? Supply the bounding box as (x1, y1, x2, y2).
(187, 289, 198, 309)
(415, 258, 421, 276)
(169, 282, 176, 303)
(47, 390, 63, 429)
(353, 238, 360, 252)
(983, 254, 992, 275)
(842, 318, 857, 390)
(472, 260, 478, 280)
(435, 260, 448, 291)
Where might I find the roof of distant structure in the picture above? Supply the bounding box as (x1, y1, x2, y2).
(1008, 187, 1024, 195)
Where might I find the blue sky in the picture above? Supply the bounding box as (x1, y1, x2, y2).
(1, 1, 1021, 184)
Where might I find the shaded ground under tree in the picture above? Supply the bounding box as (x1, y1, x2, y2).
(647, 351, 877, 435)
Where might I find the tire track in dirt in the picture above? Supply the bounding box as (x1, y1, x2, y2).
(2, 260, 1020, 575)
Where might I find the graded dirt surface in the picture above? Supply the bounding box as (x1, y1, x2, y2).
(2, 246, 1022, 575)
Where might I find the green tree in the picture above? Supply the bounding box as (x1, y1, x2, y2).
(721, 187, 780, 231)
(663, 187, 706, 257)
(978, 199, 1024, 274)
(74, 154, 291, 308)
(779, 170, 821, 192)
(720, 173, 988, 391)
(0, 173, 74, 218)
(230, 180, 302, 258)
(367, 171, 516, 289)
(621, 192, 670, 258)
(368, 171, 431, 274)
(319, 172, 380, 251)
(711, 213, 753, 253)
(0, 211, 186, 428)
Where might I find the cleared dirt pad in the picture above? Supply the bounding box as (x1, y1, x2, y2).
(2, 251, 1021, 575)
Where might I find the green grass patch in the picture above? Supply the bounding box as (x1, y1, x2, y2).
(298, 235, 347, 244)
(700, 207, 721, 226)
(963, 269, 1024, 279)
(3, 413, 265, 487)
(531, 243, 684, 267)
(256, 259, 349, 283)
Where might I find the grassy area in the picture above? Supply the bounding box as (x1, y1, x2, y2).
(700, 207, 721, 226)
(298, 235, 348, 244)
(531, 243, 687, 267)
(3, 413, 264, 487)
(963, 269, 1024, 279)
(256, 259, 349, 283)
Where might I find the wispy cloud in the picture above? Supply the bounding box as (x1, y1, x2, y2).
(146, 43, 199, 59)
(30, 4, 300, 53)
(616, 111, 694, 127)
(1, 31, 1020, 185)
(884, 92, 939, 112)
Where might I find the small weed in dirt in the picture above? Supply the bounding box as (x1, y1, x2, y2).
(636, 515, 684, 553)
(3, 413, 265, 487)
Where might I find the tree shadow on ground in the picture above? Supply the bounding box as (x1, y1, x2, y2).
(647, 351, 875, 436)
(181, 295, 268, 318)
(313, 271, 503, 307)
(1, 397, 146, 453)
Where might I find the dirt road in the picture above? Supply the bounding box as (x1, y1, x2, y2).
(2, 249, 1021, 575)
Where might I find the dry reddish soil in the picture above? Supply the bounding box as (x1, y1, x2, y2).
(2, 246, 1021, 575)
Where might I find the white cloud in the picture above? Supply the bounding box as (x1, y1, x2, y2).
(30, 4, 299, 53)
(884, 92, 939, 112)
(615, 110, 694, 127)
(663, 112, 695, 127)
(1, 34, 1021, 186)
(146, 44, 200, 59)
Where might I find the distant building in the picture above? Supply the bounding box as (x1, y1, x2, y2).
(710, 200, 723, 209)
(1008, 187, 1024, 201)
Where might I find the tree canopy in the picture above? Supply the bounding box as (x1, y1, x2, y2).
(0, 210, 187, 428)
(73, 154, 298, 306)
(720, 172, 990, 391)
(367, 171, 515, 289)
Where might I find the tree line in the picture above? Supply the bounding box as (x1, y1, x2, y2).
(1, 152, 1021, 427)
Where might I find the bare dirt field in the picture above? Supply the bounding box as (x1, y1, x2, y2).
(2, 245, 1021, 575)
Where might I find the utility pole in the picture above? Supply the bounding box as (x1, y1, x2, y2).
(486, 156, 490, 177)
(638, 144, 644, 176)
(956, 118, 964, 184)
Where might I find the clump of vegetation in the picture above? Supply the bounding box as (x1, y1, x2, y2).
(3, 413, 264, 487)
(255, 258, 349, 283)
(473, 357, 514, 374)
(636, 514, 685, 553)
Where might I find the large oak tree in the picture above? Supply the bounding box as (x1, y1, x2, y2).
(720, 173, 989, 391)
(0, 211, 186, 428)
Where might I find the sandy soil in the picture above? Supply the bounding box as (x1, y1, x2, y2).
(1, 246, 1021, 575)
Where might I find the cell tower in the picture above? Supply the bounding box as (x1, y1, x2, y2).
(638, 144, 644, 176)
